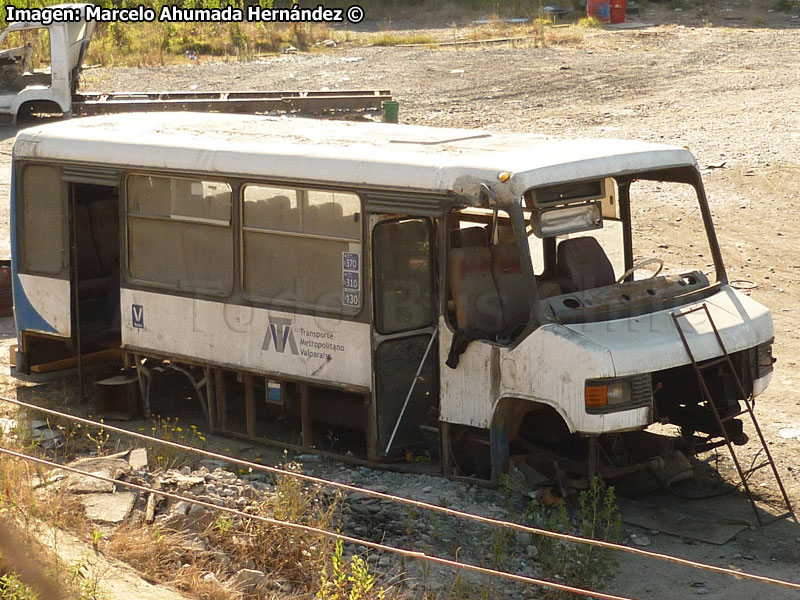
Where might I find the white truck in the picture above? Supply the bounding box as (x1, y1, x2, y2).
(0, 3, 389, 122)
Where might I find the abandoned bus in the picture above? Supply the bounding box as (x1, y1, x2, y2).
(11, 113, 776, 484)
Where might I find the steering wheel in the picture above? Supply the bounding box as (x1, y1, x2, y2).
(616, 258, 664, 284)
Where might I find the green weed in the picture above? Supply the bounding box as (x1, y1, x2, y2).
(534, 478, 621, 599)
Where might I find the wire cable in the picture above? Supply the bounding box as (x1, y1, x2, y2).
(0, 445, 634, 600)
(3, 396, 800, 592)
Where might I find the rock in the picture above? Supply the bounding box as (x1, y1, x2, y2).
(178, 535, 208, 552)
(229, 568, 266, 593)
(195, 495, 224, 507)
(202, 572, 220, 584)
(31, 424, 65, 451)
(170, 500, 192, 516)
(211, 551, 231, 568)
(422, 486, 433, 493)
(128, 448, 149, 470)
(378, 556, 392, 568)
(199, 459, 229, 471)
(696, 588, 709, 595)
(297, 454, 321, 462)
(81, 491, 137, 523)
(631, 535, 651, 547)
(161, 472, 205, 491)
(64, 475, 116, 494)
(63, 457, 131, 493)
(526, 545, 539, 559)
(180, 466, 192, 475)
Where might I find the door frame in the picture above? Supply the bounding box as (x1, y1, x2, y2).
(368, 213, 440, 460)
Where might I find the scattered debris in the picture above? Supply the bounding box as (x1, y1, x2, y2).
(81, 491, 137, 523)
(621, 498, 748, 545)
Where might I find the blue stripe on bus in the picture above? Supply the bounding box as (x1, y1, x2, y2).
(10, 164, 57, 335)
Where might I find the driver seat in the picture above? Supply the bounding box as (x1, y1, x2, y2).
(557, 237, 615, 293)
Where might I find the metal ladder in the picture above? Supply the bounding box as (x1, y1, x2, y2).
(671, 303, 794, 526)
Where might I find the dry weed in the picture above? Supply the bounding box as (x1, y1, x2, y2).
(208, 463, 343, 591)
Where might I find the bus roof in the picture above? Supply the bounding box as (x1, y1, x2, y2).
(13, 112, 697, 198)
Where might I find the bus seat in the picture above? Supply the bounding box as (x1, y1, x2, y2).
(490, 243, 531, 331)
(245, 199, 270, 229)
(557, 237, 615, 293)
(264, 195, 295, 230)
(87, 197, 119, 274)
(280, 207, 300, 232)
(267, 195, 291, 211)
(451, 226, 488, 248)
(448, 246, 504, 332)
(313, 202, 344, 236)
(496, 225, 516, 244)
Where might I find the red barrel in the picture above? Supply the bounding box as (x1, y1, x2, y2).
(610, 0, 627, 23)
(587, 0, 611, 22)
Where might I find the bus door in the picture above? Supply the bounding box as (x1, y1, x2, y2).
(370, 216, 438, 459)
(63, 167, 122, 383)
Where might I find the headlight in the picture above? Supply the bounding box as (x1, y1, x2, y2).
(585, 375, 652, 414)
(585, 379, 631, 409)
(756, 341, 775, 379)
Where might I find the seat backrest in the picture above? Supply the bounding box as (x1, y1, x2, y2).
(490, 242, 530, 331)
(451, 226, 488, 249)
(87, 197, 119, 275)
(448, 246, 503, 332)
(557, 237, 615, 293)
(496, 225, 516, 245)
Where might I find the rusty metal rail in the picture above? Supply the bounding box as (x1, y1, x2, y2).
(72, 89, 392, 116)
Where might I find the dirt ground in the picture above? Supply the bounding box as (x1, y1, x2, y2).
(0, 3, 800, 599)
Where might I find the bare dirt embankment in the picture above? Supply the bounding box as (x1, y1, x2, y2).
(0, 6, 799, 599)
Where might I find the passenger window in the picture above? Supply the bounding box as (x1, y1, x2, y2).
(241, 185, 362, 313)
(242, 185, 299, 232)
(306, 190, 361, 239)
(21, 164, 64, 275)
(373, 219, 434, 335)
(126, 174, 233, 294)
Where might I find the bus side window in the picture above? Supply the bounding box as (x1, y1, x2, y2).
(20, 164, 64, 276)
(373, 219, 434, 335)
(126, 174, 233, 294)
(241, 185, 362, 313)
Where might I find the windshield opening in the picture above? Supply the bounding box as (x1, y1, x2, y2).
(0, 27, 51, 93)
(523, 172, 720, 323)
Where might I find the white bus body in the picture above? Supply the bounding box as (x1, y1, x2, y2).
(11, 113, 775, 483)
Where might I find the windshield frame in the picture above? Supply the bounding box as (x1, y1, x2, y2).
(508, 164, 727, 333)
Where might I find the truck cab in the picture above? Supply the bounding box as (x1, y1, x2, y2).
(0, 3, 94, 121)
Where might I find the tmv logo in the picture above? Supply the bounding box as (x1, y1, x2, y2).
(262, 317, 298, 355)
